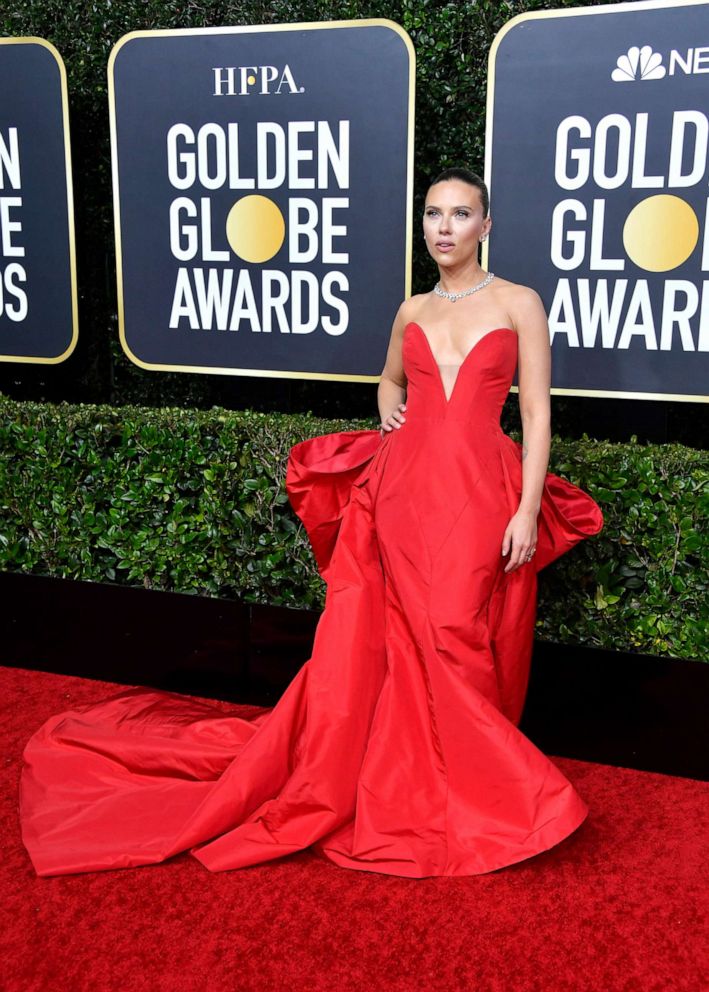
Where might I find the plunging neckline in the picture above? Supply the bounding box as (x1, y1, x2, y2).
(405, 323, 518, 406)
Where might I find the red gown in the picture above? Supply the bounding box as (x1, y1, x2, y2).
(19, 323, 604, 878)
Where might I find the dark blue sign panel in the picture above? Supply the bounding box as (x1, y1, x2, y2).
(109, 21, 414, 380)
(0, 39, 77, 364)
(486, 0, 709, 402)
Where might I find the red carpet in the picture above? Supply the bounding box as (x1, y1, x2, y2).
(2, 665, 706, 992)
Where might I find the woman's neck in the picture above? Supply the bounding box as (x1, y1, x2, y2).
(436, 262, 487, 294)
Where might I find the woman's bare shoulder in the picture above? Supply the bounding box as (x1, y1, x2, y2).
(394, 292, 433, 327)
(491, 276, 546, 331)
(493, 275, 544, 307)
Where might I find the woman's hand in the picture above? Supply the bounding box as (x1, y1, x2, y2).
(501, 508, 538, 573)
(380, 403, 407, 437)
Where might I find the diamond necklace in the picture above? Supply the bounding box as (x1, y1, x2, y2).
(434, 271, 495, 303)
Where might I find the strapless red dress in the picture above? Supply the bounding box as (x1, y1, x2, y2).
(19, 323, 604, 878)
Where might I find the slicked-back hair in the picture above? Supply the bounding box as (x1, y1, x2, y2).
(427, 167, 489, 218)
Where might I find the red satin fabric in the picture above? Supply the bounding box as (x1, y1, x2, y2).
(19, 323, 603, 878)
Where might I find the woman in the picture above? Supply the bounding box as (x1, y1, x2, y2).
(379, 166, 552, 575)
(19, 168, 603, 879)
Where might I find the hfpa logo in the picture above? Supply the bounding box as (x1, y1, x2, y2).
(212, 65, 304, 96)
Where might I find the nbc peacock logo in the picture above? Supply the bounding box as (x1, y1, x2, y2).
(611, 45, 666, 82)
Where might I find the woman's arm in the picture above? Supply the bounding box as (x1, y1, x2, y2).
(377, 303, 409, 435)
(515, 286, 552, 515)
(501, 286, 552, 571)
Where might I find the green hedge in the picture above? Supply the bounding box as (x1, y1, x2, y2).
(1, 394, 706, 662)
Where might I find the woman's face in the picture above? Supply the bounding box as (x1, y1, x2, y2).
(422, 179, 491, 266)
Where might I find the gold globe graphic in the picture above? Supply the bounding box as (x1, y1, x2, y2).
(623, 195, 698, 272)
(226, 195, 286, 263)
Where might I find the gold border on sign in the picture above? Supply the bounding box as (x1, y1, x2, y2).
(483, 0, 709, 404)
(0, 37, 79, 365)
(107, 19, 416, 382)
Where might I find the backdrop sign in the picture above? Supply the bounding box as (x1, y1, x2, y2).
(0, 38, 77, 364)
(109, 21, 414, 380)
(485, 0, 709, 402)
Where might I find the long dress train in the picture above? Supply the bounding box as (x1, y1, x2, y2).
(19, 323, 603, 877)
